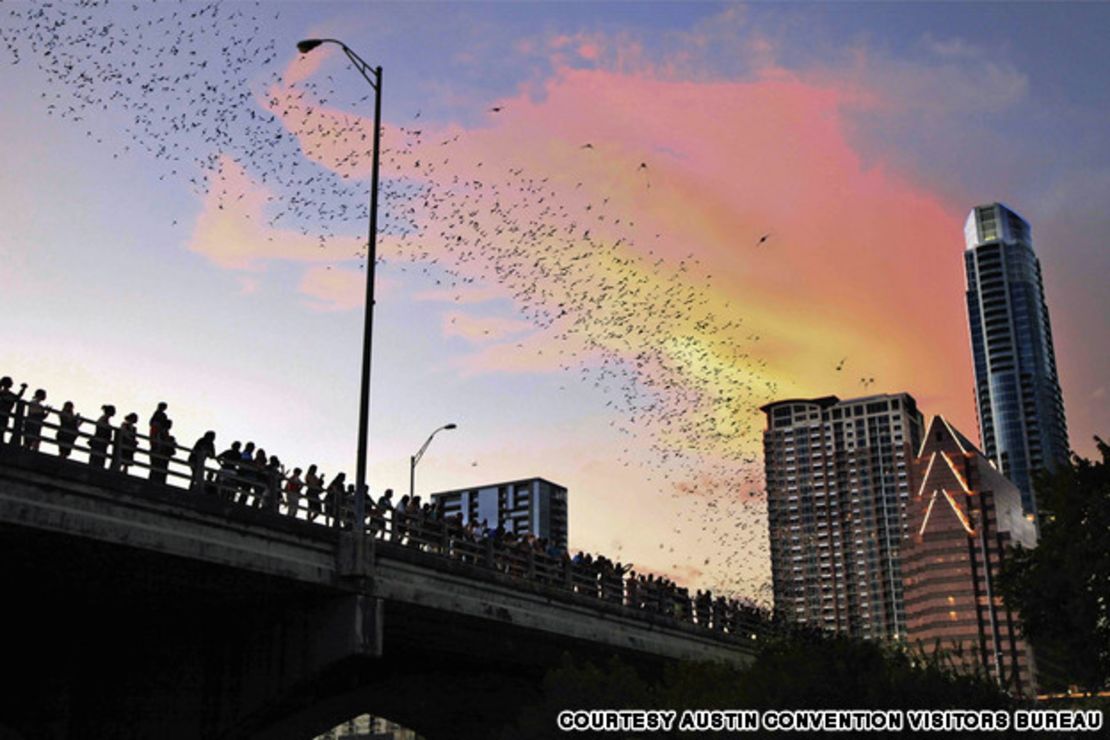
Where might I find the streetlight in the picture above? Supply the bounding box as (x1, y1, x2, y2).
(296, 38, 381, 535)
(411, 423, 458, 499)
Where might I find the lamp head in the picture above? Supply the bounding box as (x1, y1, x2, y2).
(445, 423, 458, 430)
(296, 39, 324, 54)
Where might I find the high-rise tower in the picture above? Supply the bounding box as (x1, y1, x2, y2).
(762, 394, 924, 640)
(903, 416, 1039, 696)
(964, 203, 1069, 515)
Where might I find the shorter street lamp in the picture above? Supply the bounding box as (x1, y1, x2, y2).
(411, 423, 457, 500)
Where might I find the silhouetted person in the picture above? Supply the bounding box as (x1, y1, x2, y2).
(56, 401, 79, 459)
(304, 465, 324, 522)
(149, 418, 175, 485)
(88, 405, 115, 469)
(395, 494, 411, 543)
(284, 467, 303, 516)
(250, 448, 268, 506)
(325, 472, 346, 528)
(376, 488, 394, 538)
(117, 412, 138, 473)
(264, 454, 283, 511)
(22, 389, 47, 451)
(0, 377, 27, 444)
(344, 483, 358, 530)
(188, 431, 216, 491)
(216, 441, 242, 499)
(149, 401, 169, 441)
(238, 441, 257, 501)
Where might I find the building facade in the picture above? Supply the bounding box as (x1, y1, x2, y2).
(964, 203, 1069, 515)
(315, 714, 421, 740)
(430, 477, 568, 550)
(903, 415, 1038, 696)
(762, 394, 924, 640)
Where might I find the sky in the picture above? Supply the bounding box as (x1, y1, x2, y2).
(1, 1, 1107, 602)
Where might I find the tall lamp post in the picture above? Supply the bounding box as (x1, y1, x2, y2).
(411, 423, 457, 499)
(296, 38, 381, 534)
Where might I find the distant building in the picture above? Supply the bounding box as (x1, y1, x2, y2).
(762, 393, 924, 640)
(315, 714, 420, 740)
(964, 203, 1069, 515)
(430, 477, 568, 550)
(903, 415, 1038, 696)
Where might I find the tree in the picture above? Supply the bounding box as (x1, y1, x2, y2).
(998, 438, 1110, 694)
(502, 629, 1011, 739)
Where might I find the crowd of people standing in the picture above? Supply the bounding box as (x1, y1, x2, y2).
(1, 375, 770, 638)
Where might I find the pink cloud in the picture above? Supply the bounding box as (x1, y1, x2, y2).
(264, 33, 984, 441)
(187, 155, 329, 271)
(186, 154, 407, 312)
(577, 42, 600, 61)
(282, 44, 335, 86)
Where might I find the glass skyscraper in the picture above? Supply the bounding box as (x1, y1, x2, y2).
(964, 203, 1069, 515)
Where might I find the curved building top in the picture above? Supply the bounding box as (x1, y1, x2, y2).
(964, 202, 1031, 250)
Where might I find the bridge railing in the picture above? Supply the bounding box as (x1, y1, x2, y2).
(375, 510, 772, 641)
(2, 400, 340, 522)
(1, 396, 776, 644)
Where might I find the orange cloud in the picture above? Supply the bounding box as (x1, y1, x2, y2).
(298, 265, 363, 312)
(441, 311, 533, 343)
(413, 283, 511, 305)
(187, 155, 334, 270)
(187, 154, 408, 313)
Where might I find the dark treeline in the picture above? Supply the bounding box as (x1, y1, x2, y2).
(999, 439, 1110, 696)
(503, 629, 1016, 739)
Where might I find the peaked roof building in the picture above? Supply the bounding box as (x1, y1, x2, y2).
(903, 415, 1038, 696)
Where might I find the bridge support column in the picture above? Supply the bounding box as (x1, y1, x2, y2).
(209, 591, 384, 737)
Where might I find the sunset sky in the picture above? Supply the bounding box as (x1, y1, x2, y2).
(1, 2, 1106, 600)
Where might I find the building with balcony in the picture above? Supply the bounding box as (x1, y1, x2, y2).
(762, 394, 924, 640)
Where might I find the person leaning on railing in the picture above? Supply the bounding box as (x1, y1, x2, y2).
(188, 431, 216, 493)
(374, 488, 394, 538)
(215, 441, 242, 500)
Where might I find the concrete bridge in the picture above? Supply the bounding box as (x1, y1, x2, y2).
(0, 442, 759, 739)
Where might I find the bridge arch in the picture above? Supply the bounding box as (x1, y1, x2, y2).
(237, 661, 546, 740)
